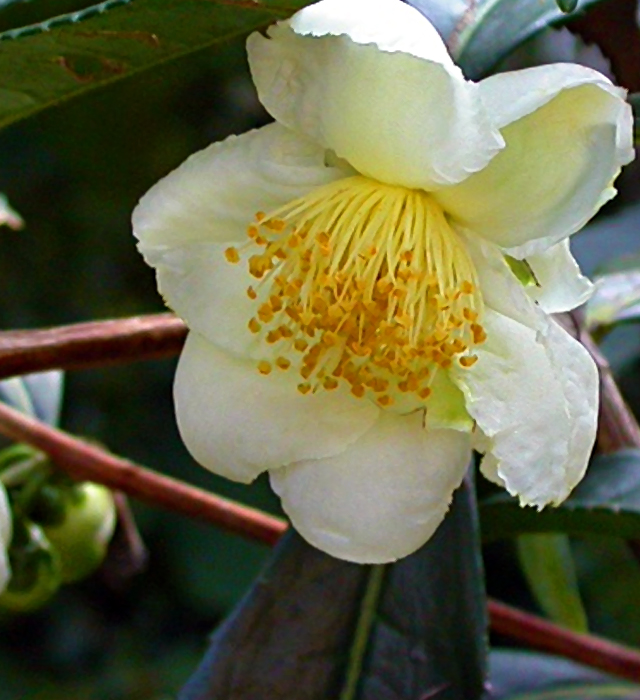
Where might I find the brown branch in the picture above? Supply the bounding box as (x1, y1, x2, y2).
(489, 598, 640, 682)
(0, 399, 286, 547)
(0, 313, 187, 380)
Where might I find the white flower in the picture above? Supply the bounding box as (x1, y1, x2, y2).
(133, 0, 633, 563)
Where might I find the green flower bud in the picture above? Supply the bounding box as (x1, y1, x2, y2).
(0, 521, 61, 612)
(43, 483, 116, 583)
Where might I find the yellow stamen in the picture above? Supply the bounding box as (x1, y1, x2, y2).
(225, 247, 240, 264)
(225, 176, 485, 404)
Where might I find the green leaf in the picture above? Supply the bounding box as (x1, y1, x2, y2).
(517, 534, 588, 632)
(179, 475, 487, 700)
(452, 0, 609, 79)
(480, 450, 640, 541)
(0, 0, 308, 131)
(585, 270, 640, 330)
(489, 649, 640, 699)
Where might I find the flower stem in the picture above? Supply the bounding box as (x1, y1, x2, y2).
(339, 564, 387, 700)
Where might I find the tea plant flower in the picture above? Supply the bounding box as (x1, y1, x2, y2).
(133, 0, 633, 562)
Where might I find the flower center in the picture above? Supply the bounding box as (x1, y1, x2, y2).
(225, 175, 486, 408)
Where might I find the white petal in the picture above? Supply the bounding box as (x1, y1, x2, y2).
(247, 0, 503, 190)
(525, 239, 593, 314)
(0, 485, 12, 593)
(436, 64, 633, 252)
(133, 122, 347, 252)
(451, 308, 597, 507)
(133, 123, 348, 356)
(174, 333, 379, 484)
(146, 240, 269, 358)
(537, 315, 599, 496)
(270, 411, 471, 563)
(455, 234, 598, 505)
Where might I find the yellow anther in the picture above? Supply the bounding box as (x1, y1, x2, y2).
(294, 339, 308, 352)
(418, 387, 432, 400)
(270, 295, 283, 312)
(247, 286, 258, 300)
(257, 304, 274, 323)
(285, 307, 301, 322)
(323, 377, 339, 390)
(463, 308, 478, 322)
(257, 361, 272, 375)
(316, 232, 330, 247)
(248, 318, 261, 334)
(459, 354, 479, 368)
(265, 218, 286, 232)
(297, 382, 312, 395)
(471, 323, 487, 344)
(351, 384, 366, 398)
(248, 255, 267, 279)
(224, 247, 240, 264)
(265, 330, 281, 344)
(377, 394, 393, 407)
(450, 339, 467, 354)
(276, 357, 291, 370)
(255, 211, 266, 222)
(461, 281, 474, 295)
(247, 225, 259, 239)
(322, 331, 339, 347)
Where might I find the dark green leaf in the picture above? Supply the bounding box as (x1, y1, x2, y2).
(0, 0, 308, 131)
(481, 450, 640, 541)
(452, 0, 609, 79)
(179, 529, 368, 700)
(517, 534, 588, 632)
(356, 475, 487, 700)
(488, 649, 640, 699)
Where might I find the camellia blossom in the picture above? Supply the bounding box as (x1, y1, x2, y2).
(133, 0, 633, 563)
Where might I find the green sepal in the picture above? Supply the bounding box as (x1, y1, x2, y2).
(0, 520, 61, 612)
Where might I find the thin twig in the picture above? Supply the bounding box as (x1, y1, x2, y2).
(489, 598, 640, 682)
(0, 399, 286, 546)
(0, 313, 187, 380)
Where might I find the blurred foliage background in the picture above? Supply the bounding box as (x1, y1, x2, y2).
(0, 0, 639, 698)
